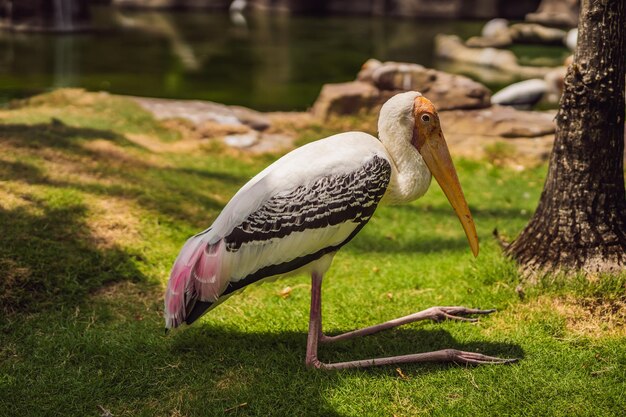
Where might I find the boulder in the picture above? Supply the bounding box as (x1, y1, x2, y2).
(365, 62, 491, 110)
(440, 106, 557, 165)
(565, 28, 578, 51)
(525, 0, 579, 28)
(130, 96, 272, 131)
(466, 35, 513, 48)
(312, 81, 382, 118)
(356, 59, 384, 83)
(230, 105, 271, 131)
(466, 18, 513, 48)
(491, 79, 548, 108)
(509, 23, 566, 45)
(440, 106, 556, 139)
(435, 34, 554, 81)
(314, 61, 492, 119)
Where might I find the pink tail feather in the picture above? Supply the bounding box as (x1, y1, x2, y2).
(164, 235, 225, 328)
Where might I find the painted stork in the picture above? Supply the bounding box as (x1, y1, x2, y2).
(164, 91, 516, 369)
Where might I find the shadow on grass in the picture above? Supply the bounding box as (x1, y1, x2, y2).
(0, 197, 147, 315)
(0, 122, 248, 223)
(0, 121, 253, 314)
(163, 325, 524, 414)
(0, 122, 139, 152)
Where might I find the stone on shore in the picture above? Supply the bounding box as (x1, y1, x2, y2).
(435, 34, 554, 81)
(525, 0, 579, 28)
(440, 106, 555, 139)
(314, 61, 491, 118)
(508, 23, 566, 45)
(312, 81, 382, 118)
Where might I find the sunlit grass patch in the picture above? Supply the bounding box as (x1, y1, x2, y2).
(0, 90, 624, 417)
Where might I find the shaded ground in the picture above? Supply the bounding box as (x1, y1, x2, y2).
(0, 90, 624, 417)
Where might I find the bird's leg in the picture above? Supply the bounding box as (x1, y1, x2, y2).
(305, 273, 516, 370)
(305, 272, 324, 369)
(319, 306, 496, 343)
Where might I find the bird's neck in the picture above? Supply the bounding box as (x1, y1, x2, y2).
(379, 128, 432, 205)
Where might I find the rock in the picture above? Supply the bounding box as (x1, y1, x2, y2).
(525, 0, 579, 28)
(509, 23, 566, 45)
(440, 106, 556, 139)
(435, 34, 554, 82)
(131, 96, 271, 130)
(466, 35, 513, 48)
(356, 59, 383, 83)
(132, 96, 241, 125)
(543, 66, 566, 103)
(248, 133, 294, 154)
(314, 61, 492, 119)
(438, 106, 557, 165)
(230, 105, 271, 131)
(492, 79, 548, 108)
(565, 28, 578, 51)
(482, 18, 509, 38)
(367, 62, 491, 110)
(467, 18, 513, 48)
(223, 131, 259, 148)
(491, 67, 566, 108)
(312, 81, 381, 118)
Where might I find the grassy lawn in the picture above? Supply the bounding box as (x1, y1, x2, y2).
(1, 90, 624, 417)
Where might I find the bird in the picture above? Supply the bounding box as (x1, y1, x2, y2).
(164, 91, 516, 370)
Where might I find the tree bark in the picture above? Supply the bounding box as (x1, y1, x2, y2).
(507, 0, 626, 275)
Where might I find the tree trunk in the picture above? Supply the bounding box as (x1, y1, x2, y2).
(507, 0, 626, 275)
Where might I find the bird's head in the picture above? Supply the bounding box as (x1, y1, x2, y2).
(379, 92, 479, 257)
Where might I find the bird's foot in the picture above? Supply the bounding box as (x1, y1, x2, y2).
(306, 348, 518, 370)
(423, 306, 496, 323)
(443, 349, 518, 365)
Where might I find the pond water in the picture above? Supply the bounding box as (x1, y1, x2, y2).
(0, 7, 567, 111)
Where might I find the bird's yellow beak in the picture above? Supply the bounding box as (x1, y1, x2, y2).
(413, 97, 479, 257)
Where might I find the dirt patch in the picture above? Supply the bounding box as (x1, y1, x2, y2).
(86, 197, 141, 249)
(551, 295, 626, 338)
(492, 295, 626, 339)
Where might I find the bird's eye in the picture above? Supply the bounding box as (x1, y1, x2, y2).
(421, 114, 431, 123)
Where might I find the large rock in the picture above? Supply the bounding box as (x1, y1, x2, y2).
(525, 0, 579, 28)
(313, 61, 492, 119)
(312, 81, 382, 118)
(130, 96, 271, 131)
(440, 106, 556, 165)
(509, 23, 566, 45)
(440, 105, 556, 138)
(363, 62, 491, 110)
(465, 20, 567, 48)
(467, 18, 513, 48)
(435, 34, 554, 81)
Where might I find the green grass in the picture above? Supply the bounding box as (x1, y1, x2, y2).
(0, 90, 624, 417)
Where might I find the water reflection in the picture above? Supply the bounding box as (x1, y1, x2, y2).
(0, 7, 504, 110)
(53, 36, 78, 87)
